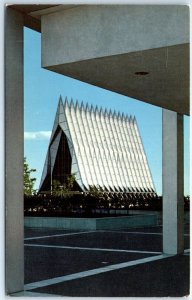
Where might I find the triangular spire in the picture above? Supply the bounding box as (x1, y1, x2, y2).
(59, 94, 63, 104)
(80, 101, 84, 111)
(70, 98, 74, 109)
(104, 108, 108, 117)
(57, 95, 63, 113)
(50, 96, 64, 140)
(75, 100, 79, 111)
(85, 102, 89, 112)
(113, 110, 116, 118)
(90, 104, 94, 114)
(64, 96, 69, 109)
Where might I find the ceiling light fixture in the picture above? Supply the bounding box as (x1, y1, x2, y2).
(135, 71, 149, 76)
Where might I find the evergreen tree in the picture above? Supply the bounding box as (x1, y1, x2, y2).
(24, 157, 36, 196)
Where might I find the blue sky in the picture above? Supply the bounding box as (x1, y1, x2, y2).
(24, 27, 189, 196)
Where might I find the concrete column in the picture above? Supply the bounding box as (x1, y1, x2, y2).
(162, 109, 184, 254)
(5, 8, 24, 293)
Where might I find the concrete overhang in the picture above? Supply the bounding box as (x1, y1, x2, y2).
(10, 5, 189, 115)
(10, 4, 76, 32)
(45, 44, 189, 115)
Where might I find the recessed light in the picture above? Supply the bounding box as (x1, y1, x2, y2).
(135, 71, 149, 76)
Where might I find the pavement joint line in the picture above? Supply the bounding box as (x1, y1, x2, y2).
(24, 230, 97, 241)
(24, 253, 173, 291)
(11, 291, 62, 297)
(24, 243, 161, 255)
(24, 228, 189, 241)
(24, 230, 189, 242)
(107, 231, 162, 235)
(100, 230, 189, 236)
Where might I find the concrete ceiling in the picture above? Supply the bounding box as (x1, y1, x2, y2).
(46, 43, 189, 115)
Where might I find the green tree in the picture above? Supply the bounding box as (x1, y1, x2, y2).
(89, 185, 103, 198)
(66, 173, 76, 190)
(52, 173, 76, 198)
(24, 157, 36, 196)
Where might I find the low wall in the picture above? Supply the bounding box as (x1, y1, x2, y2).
(24, 214, 158, 230)
(96, 214, 157, 230)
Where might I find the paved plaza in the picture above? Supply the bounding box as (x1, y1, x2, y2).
(12, 225, 190, 297)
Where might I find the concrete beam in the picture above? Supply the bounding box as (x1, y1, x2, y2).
(41, 5, 189, 66)
(5, 8, 24, 293)
(162, 109, 184, 254)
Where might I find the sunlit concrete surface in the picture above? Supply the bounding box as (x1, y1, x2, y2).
(163, 110, 184, 254)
